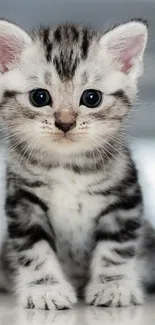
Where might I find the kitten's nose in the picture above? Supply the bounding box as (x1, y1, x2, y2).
(55, 121, 76, 133)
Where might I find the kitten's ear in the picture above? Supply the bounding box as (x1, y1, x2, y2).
(0, 20, 32, 73)
(100, 20, 148, 74)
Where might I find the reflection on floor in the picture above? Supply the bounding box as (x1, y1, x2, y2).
(0, 294, 155, 325)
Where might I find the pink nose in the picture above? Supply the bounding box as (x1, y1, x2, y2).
(55, 121, 76, 133)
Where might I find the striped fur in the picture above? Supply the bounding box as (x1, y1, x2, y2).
(0, 19, 153, 310)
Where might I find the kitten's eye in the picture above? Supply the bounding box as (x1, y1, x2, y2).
(80, 89, 102, 108)
(29, 89, 52, 107)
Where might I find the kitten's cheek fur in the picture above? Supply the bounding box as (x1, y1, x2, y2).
(85, 280, 144, 307)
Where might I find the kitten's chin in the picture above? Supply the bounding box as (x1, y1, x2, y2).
(40, 134, 91, 156)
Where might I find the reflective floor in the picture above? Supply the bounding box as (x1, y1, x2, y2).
(0, 294, 155, 325)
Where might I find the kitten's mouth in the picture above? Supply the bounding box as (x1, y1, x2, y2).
(54, 132, 76, 143)
(46, 131, 87, 144)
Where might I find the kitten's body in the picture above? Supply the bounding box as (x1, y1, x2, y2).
(0, 19, 154, 309)
(6, 139, 137, 292)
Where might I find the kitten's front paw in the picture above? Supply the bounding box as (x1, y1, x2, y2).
(19, 282, 77, 310)
(85, 280, 144, 307)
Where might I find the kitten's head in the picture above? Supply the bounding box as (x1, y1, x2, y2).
(0, 19, 148, 159)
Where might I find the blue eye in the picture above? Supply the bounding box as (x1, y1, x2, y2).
(29, 89, 52, 107)
(80, 89, 102, 108)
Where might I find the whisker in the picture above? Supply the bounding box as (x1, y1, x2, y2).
(89, 138, 103, 171)
(19, 135, 37, 166)
(26, 137, 39, 168)
(2, 131, 28, 142)
(8, 134, 32, 154)
(95, 136, 117, 166)
(101, 137, 135, 169)
(104, 134, 129, 150)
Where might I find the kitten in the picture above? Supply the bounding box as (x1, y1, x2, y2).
(0, 18, 152, 309)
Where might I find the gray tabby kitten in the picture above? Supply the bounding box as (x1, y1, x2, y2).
(0, 18, 153, 310)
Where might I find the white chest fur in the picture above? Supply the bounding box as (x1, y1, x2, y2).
(48, 168, 103, 241)
(46, 168, 105, 283)
(29, 165, 116, 285)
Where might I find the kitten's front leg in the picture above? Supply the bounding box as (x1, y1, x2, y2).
(16, 239, 77, 310)
(85, 212, 144, 307)
(6, 186, 77, 310)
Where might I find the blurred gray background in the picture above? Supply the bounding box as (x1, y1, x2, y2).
(0, 0, 154, 137)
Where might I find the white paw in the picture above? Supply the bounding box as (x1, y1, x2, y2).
(19, 282, 77, 310)
(85, 280, 144, 307)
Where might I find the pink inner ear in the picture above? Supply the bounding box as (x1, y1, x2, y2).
(120, 35, 145, 73)
(0, 36, 23, 72)
(108, 34, 145, 73)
